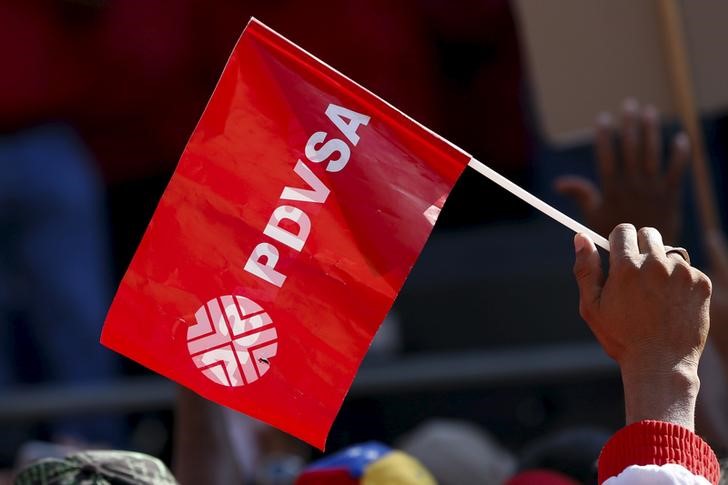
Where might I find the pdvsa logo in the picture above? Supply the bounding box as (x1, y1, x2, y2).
(186, 295, 277, 387)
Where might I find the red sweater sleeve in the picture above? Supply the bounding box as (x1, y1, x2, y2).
(598, 420, 720, 484)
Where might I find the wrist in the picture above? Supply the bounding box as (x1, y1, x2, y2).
(620, 364, 700, 431)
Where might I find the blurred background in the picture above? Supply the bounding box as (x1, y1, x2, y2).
(1, 0, 728, 483)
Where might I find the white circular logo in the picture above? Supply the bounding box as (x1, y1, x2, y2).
(186, 295, 277, 387)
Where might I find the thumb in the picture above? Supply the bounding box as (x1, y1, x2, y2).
(573, 233, 603, 317)
(554, 176, 602, 213)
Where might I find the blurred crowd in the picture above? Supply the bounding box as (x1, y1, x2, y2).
(2, 0, 728, 484)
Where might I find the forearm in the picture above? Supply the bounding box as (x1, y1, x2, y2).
(621, 366, 699, 431)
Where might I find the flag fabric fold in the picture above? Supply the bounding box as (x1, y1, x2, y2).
(101, 18, 470, 449)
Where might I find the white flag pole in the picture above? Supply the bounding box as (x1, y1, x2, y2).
(467, 158, 610, 251)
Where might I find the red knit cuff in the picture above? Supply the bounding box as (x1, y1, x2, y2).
(598, 420, 720, 484)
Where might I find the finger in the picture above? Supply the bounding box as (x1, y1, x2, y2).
(573, 233, 604, 315)
(554, 176, 602, 213)
(666, 132, 690, 188)
(705, 230, 728, 273)
(595, 112, 616, 183)
(642, 105, 661, 176)
(637, 226, 666, 258)
(609, 223, 639, 266)
(621, 98, 641, 178)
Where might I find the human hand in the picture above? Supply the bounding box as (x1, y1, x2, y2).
(556, 99, 690, 245)
(573, 224, 711, 430)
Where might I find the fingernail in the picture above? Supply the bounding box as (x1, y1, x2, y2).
(574, 234, 586, 253)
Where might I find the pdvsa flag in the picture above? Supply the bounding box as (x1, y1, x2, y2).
(101, 18, 470, 449)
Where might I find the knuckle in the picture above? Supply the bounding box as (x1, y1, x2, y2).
(642, 256, 670, 279)
(613, 255, 638, 276)
(693, 271, 713, 297)
(671, 260, 693, 283)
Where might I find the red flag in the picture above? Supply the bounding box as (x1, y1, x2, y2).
(101, 18, 470, 449)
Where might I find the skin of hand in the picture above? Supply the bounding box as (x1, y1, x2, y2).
(556, 99, 690, 245)
(573, 224, 712, 430)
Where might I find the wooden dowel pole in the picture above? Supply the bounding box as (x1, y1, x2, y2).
(656, 0, 721, 233)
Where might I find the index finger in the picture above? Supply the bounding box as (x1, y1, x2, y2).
(609, 223, 639, 266)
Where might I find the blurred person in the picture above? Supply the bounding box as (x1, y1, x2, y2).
(0, 125, 122, 454)
(573, 225, 719, 483)
(555, 98, 728, 454)
(295, 441, 435, 485)
(517, 427, 610, 484)
(174, 387, 310, 485)
(12, 449, 178, 485)
(396, 418, 515, 485)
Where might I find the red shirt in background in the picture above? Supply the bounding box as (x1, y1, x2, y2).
(0, 0, 529, 183)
